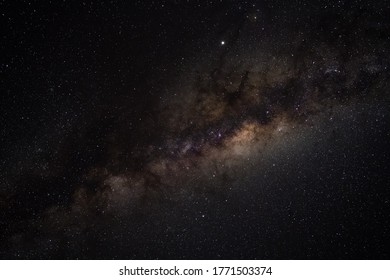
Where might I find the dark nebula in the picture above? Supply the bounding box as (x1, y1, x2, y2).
(1, 0, 390, 259)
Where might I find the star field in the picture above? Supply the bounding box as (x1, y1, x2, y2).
(1, 0, 390, 259)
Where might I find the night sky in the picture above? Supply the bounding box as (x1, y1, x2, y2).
(1, 0, 390, 259)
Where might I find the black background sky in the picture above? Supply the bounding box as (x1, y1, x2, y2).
(1, 0, 390, 259)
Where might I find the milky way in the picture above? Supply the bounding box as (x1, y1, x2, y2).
(1, 1, 390, 259)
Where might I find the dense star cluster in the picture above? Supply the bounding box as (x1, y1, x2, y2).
(1, 1, 390, 259)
